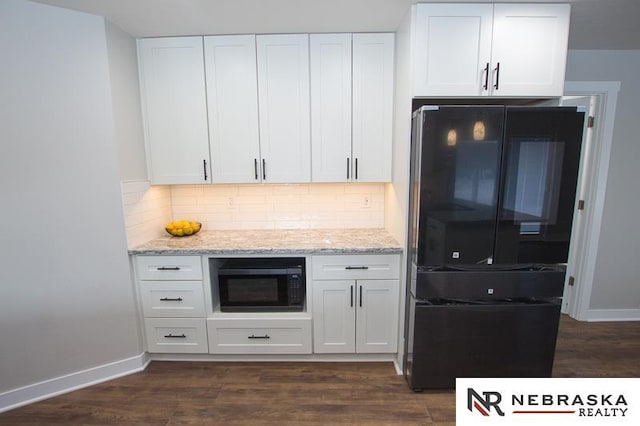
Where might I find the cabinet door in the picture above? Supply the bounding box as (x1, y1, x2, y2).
(204, 35, 261, 183)
(413, 4, 493, 97)
(355, 280, 399, 353)
(256, 34, 311, 183)
(312, 280, 355, 353)
(352, 33, 394, 182)
(138, 37, 211, 184)
(310, 34, 352, 182)
(490, 4, 570, 97)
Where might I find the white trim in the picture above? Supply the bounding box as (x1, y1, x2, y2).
(582, 309, 640, 322)
(149, 353, 396, 363)
(392, 358, 403, 375)
(563, 81, 620, 321)
(0, 353, 150, 414)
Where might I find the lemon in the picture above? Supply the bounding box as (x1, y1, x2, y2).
(166, 220, 201, 236)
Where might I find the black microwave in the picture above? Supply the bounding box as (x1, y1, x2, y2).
(216, 257, 305, 312)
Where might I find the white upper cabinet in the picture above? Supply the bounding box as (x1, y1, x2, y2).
(310, 34, 352, 182)
(256, 34, 311, 183)
(413, 4, 493, 97)
(490, 4, 570, 97)
(413, 3, 570, 97)
(352, 33, 394, 182)
(138, 37, 211, 184)
(310, 33, 394, 183)
(204, 35, 261, 183)
(139, 33, 394, 185)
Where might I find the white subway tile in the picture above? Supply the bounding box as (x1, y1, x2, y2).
(123, 181, 385, 242)
(308, 183, 346, 194)
(274, 220, 310, 229)
(122, 180, 151, 194)
(237, 184, 271, 196)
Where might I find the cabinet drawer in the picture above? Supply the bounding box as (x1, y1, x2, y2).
(144, 318, 208, 353)
(136, 255, 202, 280)
(139, 281, 205, 318)
(207, 318, 311, 354)
(312, 254, 400, 280)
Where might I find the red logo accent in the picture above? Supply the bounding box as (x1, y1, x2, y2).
(473, 400, 490, 416)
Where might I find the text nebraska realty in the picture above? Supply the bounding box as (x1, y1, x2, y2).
(512, 392, 629, 417)
(470, 388, 630, 417)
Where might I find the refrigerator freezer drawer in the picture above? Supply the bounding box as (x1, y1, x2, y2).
(405, 299, 561, 390)
(414, 267, 566, 299)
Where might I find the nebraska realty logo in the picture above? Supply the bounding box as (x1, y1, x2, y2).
(456, 378, 639, 425)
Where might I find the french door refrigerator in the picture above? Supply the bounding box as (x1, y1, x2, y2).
(404, 105, 585, 390)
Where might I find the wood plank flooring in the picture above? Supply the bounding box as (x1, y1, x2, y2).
(1, 315, 639, 425)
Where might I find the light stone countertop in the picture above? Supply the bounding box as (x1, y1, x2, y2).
(129, 228, 402, 255)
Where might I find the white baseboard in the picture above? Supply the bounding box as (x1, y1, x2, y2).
(583, 308, 640, 322)
(0, 352, 150, 413)
(392, 358, 403, 375)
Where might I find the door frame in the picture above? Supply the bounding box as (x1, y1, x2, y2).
(561, 81, 620, 320)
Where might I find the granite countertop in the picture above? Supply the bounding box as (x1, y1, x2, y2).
(129, 228, 402, 255)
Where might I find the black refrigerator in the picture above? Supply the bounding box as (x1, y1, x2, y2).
(404, 105, 585, 390)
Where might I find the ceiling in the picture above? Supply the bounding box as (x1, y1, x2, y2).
(31, 0, 640, 49)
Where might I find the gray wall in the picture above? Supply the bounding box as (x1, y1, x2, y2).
(0, 0, 142, 393)
(565, 50, 640, 311)
(104, 20, 148, 181)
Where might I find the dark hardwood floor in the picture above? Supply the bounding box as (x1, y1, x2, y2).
(1, 315, 639, 425)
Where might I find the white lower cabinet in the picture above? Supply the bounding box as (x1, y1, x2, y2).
(312, 255, 400, 354)
(135, 255, 208, 354)
(144, 318, 208, 354)
(139, 281, 206, 317)
(207, 318, 312, 354)
(135, 253, 401, 357)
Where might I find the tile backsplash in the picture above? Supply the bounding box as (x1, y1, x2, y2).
(172, 183, 384, 230)
(121, 181, 385, 247)
(121, 180, 172, 248)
